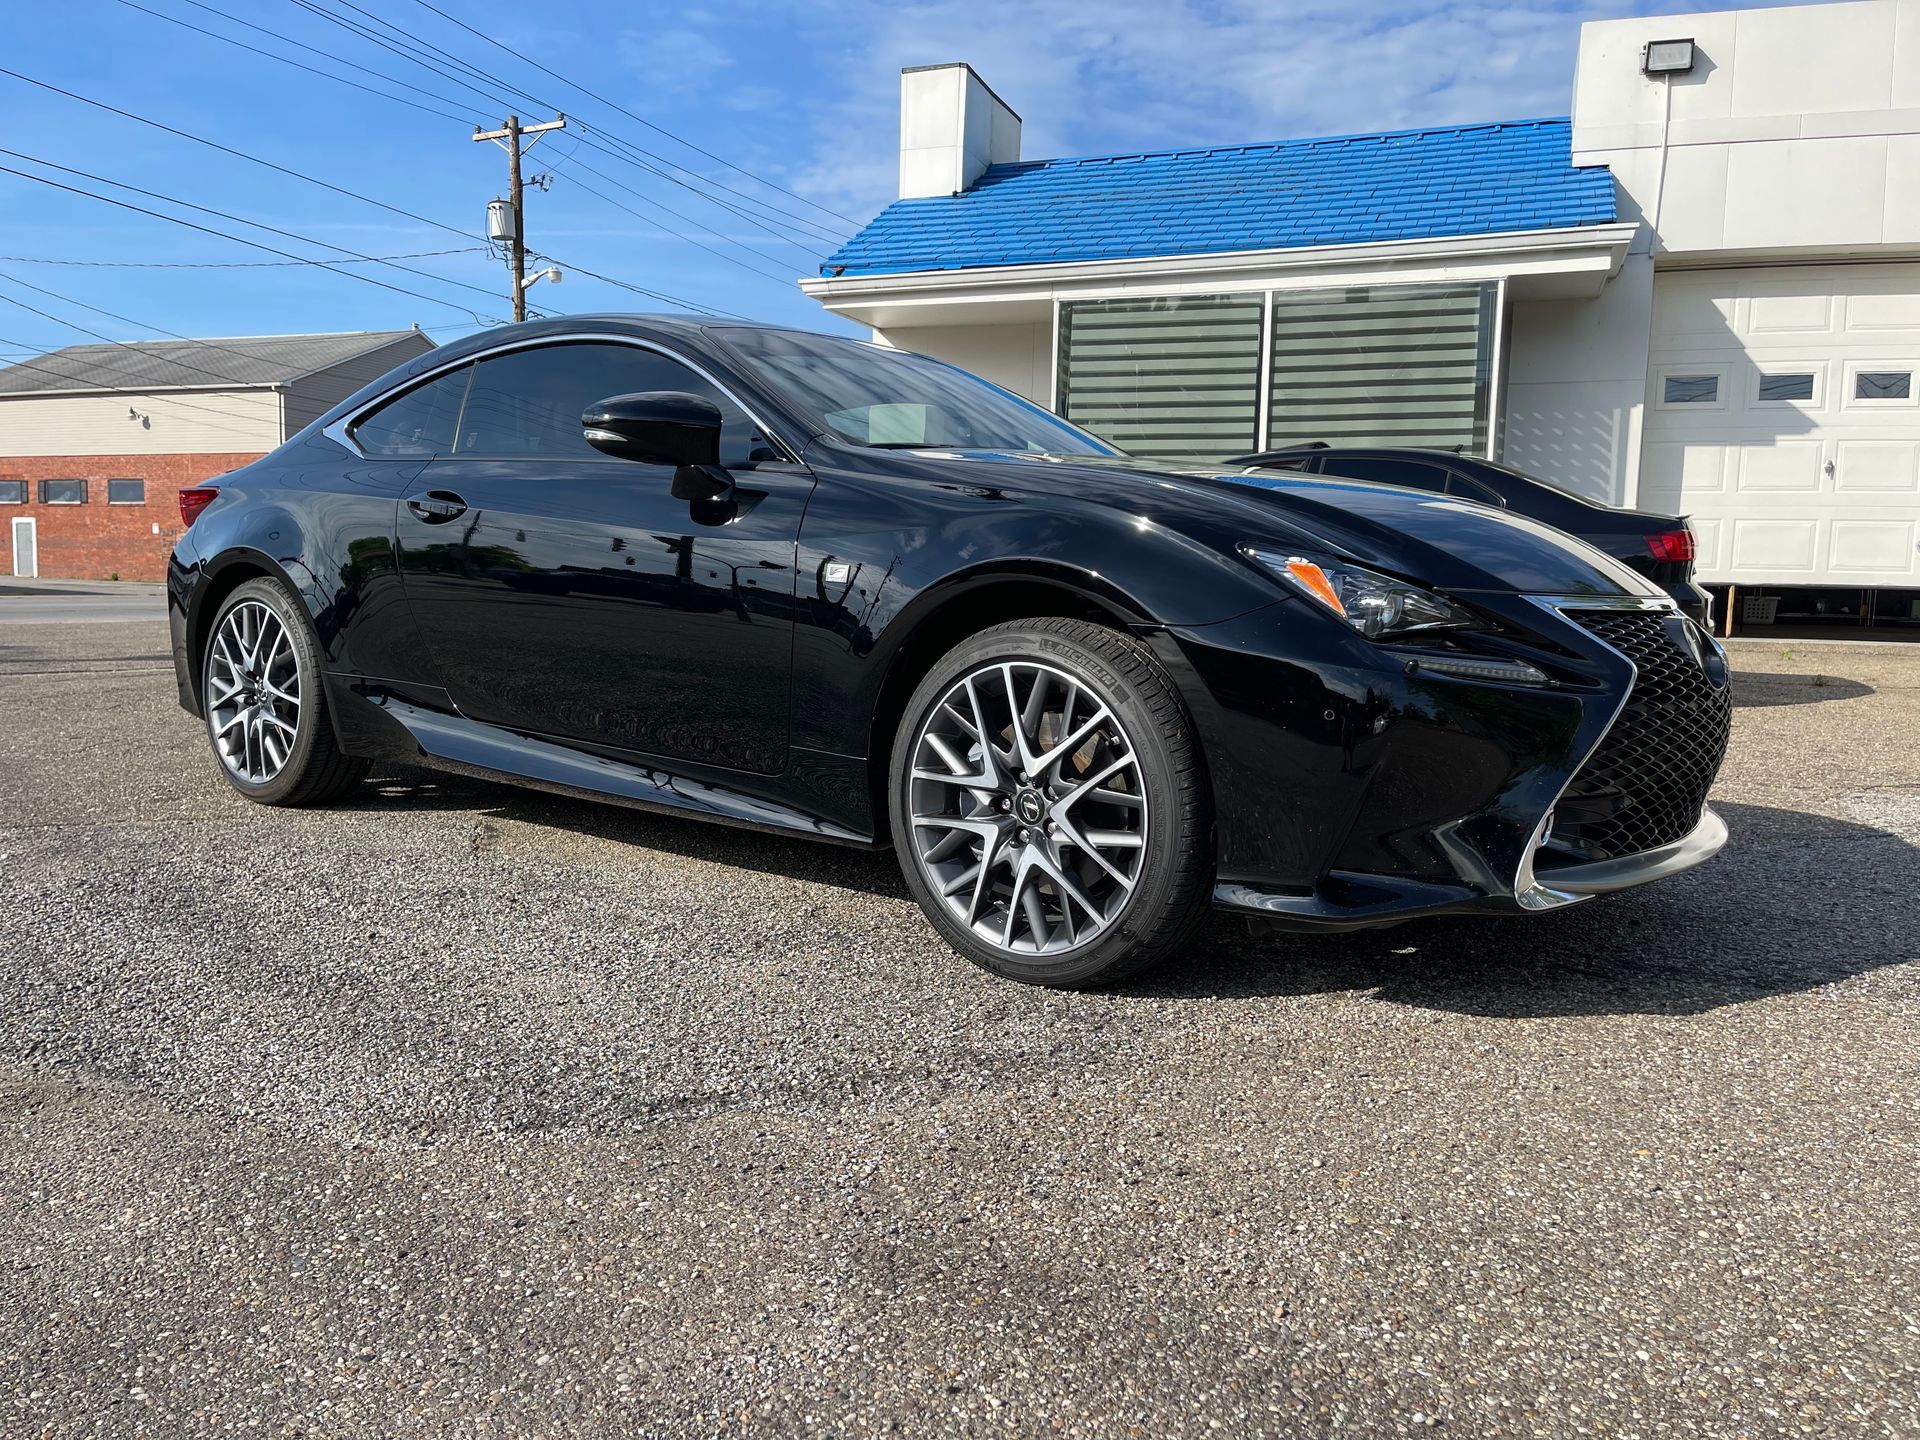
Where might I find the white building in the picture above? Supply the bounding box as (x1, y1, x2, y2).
(804, 0, 1920, 626)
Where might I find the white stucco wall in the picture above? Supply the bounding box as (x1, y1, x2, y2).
(1504, 256, 1656, 504)
(871, 322, 1053, 403)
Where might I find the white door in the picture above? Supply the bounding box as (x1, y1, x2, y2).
(1640, 262, 1920, 588)
(9, 517, 34, 578)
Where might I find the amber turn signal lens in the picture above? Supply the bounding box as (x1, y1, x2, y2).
(1282, 558, 1346, 616)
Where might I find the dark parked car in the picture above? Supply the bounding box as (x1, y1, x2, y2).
(168, 317, 1732, 988)
(1228, 444, 1713, 625)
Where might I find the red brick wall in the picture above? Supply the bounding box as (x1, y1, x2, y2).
(0, 453, 265, 581)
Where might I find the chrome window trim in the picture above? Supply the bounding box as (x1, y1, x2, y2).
(321, 332, 803, 465)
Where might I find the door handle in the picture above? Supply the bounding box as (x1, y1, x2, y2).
(406, 490, 468, 523)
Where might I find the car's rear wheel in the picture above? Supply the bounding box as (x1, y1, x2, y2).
(201, 577, 368, 806)
(890, 618, 1212, 988)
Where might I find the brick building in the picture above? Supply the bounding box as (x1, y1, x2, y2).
(0, 329, 434, 581)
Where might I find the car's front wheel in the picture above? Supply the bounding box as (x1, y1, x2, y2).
(201, 576, 369, 806)
(889, 618, 1213, 988)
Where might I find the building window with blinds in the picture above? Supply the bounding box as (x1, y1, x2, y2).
(1267, 283, 1495, 451)
(1056, 295, 1263, 460)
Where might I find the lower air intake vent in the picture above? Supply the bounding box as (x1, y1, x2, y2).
(1557, 611, 1731, 860)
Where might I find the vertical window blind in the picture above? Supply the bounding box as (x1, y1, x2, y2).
(1056, 296, 1264, 460)
(1267, 283, 1494, 451)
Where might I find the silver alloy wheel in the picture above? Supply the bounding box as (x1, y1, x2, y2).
(207, 599, 301, 784)
(907, 660, 1148, 956)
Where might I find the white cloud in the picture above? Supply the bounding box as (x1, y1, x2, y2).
(777, 0, 1807, 223)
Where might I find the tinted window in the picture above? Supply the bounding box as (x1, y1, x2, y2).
(1315, 456, 1450, 493)
(39, 478, 85, 504)
(455, 342, 768, 465)
(107, 478, 145, 504)
(1663, 374, 1718, 404)
(0, 480, 24, 504)
(718, 327, 1117, 457)
(1444, 473, 1505, 506)
(1856, 370, 1911, 400)
(354, 365, 472, 457)
(1757, 372, 1814, 402)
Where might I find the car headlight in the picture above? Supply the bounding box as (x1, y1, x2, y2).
(1241, 547, 1477, 640)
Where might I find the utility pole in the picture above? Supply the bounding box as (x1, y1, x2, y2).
(474, 113, 566, 321)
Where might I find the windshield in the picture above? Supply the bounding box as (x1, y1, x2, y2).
(715, 327, 1122, 457)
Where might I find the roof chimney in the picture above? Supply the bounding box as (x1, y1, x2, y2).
(898, 63, 1021, 199)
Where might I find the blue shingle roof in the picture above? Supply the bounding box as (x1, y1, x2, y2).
(822, 118, 1615, 277)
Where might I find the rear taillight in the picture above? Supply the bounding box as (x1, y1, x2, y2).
(1646, 528, 1695, 563)
(178, 486, 219, 527)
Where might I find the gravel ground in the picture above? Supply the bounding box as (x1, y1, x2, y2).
(1, 620, 1917, 1438)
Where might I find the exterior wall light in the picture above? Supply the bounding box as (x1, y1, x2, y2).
(1641, 38, 1696, 76)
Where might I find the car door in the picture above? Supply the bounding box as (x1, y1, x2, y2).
(394, 339, 813, 777)
(314, 362, 474, 682)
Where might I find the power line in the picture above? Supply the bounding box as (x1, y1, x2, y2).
(208, 0, 837, 271)
(559, 157, 802, 287)
(98, 0, 820, 300)
(0, 247, 485, 269)
(297, 0, 849, 246)
(0, 268, 427, 390)
(0, 277, 316, 391)
(0, 332, 304, 446)
(0, 67, 734, 318)
(281, 0, 538, 119)
(112, 0, 479, 126)
(0, 151, 516, 324)
(520, 254, 749, 322)
(158, 0, 841, 260)
(406, 0, 860, 229)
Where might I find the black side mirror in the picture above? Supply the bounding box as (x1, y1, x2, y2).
(582, 391, 723, 467)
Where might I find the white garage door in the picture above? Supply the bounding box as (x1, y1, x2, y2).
(1640, 263, 1920, 587)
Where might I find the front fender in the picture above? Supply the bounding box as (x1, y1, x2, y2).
(788, 461, 1291, 758)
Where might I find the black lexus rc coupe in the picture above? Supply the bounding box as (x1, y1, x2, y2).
(168, 316, 1733, 988)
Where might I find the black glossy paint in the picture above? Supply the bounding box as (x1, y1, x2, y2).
(168, 315, 1728, 930)
(1231, 445, 1713, 622)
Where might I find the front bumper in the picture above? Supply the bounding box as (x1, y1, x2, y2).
(1666, 579, 1713, 628)
(1215, 805, 1728, 930)
(1158, 591, 1731, 933)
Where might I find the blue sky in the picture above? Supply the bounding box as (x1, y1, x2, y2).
(0, 0, 1800, 359)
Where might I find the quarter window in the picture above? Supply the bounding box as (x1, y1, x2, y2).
(1855, 370, 1911, 400)
(1445, 472, 1506, 506)
(453, 342, 767, 465)
(353, 365, 473, 456)
(1314, 456, 1450, 493)
(0, 480, 24, 504)
(1756, 372, 1814, 402)
(107, 478, 146, 504)
(1663, 375, 1718, 404)
(39, 478, 85, 504)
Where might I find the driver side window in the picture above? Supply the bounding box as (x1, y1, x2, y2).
(454, 342, 772, 465)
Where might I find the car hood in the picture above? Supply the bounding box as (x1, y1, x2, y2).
(883, 448, 1667, 600)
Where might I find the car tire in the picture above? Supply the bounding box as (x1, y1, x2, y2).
(889, 617, 1213, 988)
(200, 576, 369, 807)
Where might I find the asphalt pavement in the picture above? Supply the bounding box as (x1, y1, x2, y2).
(0, 579, 167, 625)
(1, 617, 1916, 1437)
